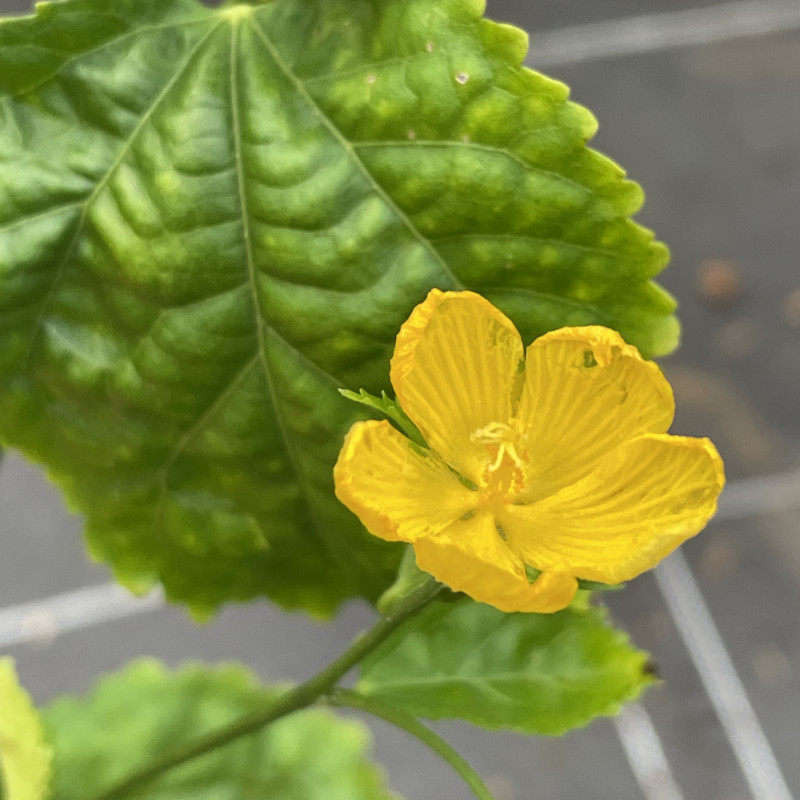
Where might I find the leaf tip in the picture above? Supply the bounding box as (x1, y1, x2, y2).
(481, 19, 529, 65)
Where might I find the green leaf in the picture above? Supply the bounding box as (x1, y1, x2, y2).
(43, 659, 400, 800)
(0, 0, 676, 615)
(356, 599, 656, 735)
(0, 659, 52, 800)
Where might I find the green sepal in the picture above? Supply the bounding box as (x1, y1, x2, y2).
(524, 564, 543, 583)
(525, 565, 625, 592)
(377, 545, 440, 616)
(339, 389, 426, 447)
(577, 579, 626, 592)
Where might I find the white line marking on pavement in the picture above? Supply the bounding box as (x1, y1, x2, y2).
(613, 702, 687, 800)
(714, 469, 800, 522)
(655, 551, 794, 800)
(0, 467, 798, 800)
(525, 1, 800, 67)
(0, 582, 165, 650)
(0, 468, 798, 647)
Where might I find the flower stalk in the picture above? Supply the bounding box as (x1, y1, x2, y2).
(89, 576, 443, 800)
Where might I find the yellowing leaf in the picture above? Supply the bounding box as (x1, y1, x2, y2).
(0, 659, 52, 800)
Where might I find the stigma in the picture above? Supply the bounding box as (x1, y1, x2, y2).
(470, 420, 527, 491)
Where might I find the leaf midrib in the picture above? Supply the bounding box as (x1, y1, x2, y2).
(363, 663, 620, 685)
(228, 17, 365, 582)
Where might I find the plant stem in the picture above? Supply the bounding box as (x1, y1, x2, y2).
(91, 577, 443, 800)
(326, 689, 495, 800)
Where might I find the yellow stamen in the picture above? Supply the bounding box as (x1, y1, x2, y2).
(470, 421, 527, 492)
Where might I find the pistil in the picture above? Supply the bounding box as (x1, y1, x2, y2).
(470, 420, 528, 497)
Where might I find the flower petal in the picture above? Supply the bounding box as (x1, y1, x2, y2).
(498, 434, 725, 584)
(334, 419, 476, 543)
(390, 290, 523, 484)
(413, 512, 578, 613)
(514, 326, 674, 502)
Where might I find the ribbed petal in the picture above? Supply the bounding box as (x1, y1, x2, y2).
(413, 512, 578, 613)
(514, 326, 674, 502)
(498, 434, 725, 584)
(334, 420, 476, 543)
(390, 290, 523, 484)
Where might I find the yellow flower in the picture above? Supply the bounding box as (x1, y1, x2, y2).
(335, 290, 724, 613)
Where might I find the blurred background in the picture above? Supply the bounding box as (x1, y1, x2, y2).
(2, 1, 800, 798)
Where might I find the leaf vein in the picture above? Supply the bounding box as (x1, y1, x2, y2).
(2, 16, 212, 102)
(301, 53, 428, 87)
(229, 19, 354, 579)
(353, 140, 592, 197)
(482, 284, 614, 321)
(429, 232, 641, 262)
(0, 201, 83, 235)
(21, 19, 224, 367)
(248, 15, 464, 292)
(153, 355, 259, 530)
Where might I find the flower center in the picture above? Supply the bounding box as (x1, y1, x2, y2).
(470, 420, 527, 497)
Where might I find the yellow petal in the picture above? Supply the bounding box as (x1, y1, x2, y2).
(334, 419, 476, 543)
(390, 290, 523, 484)
(499, 434, 725, 584)
(514, 326, 674, 502)
(413, 512, 578, 613)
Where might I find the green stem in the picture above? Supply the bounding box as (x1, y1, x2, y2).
(90, 577, 442, 800)
(326, 689, 495, 800)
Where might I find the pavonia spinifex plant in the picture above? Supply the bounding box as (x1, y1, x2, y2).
(0, 2, 723, 797)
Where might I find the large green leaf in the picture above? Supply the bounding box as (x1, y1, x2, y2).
(357, 599, 656, 735)
(0, 0, 677, 615)
(43, 659, 400, 800)
(0, 659, 52, 800)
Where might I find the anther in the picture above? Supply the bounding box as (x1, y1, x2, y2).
(470, 422, 526, 474)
